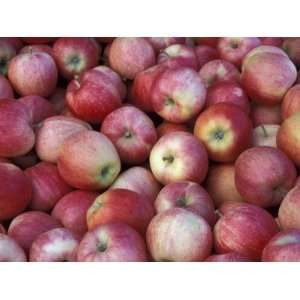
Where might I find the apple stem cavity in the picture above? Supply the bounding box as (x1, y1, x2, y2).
(261, 125, 268, 137)
(97, 242, 107, 252)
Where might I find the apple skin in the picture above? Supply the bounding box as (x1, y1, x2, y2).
(0, 100, 35, 157)
(36, 116, 91, 164)
(252, 125, 280, 148)
(262, 229, 300, 262)
(108, 37, 156, 79)
(199, 59, 240, 88)
(0, 234, 27, 262)
(194, 37, 219, 47)
(149, 132, 209, 185)
(20, 44, 53, 57)
(101, 106, 157, 165)
(151, 67, 207, 123)
(251, 103, 282, 127)
(110, 166, 161, 204)
(49, 87, 66, 114)
(194, 103, 252, 162)
(29, 228, 80, 262)
(281, 84, 300, 119)
(235, 146, 296, 208)
(25, 162, 73, 212)
(145, 37, 185, 53)
(154, 181, 216, 226)
(206, 163, 243, 208)
(52, 191, 98, 237)
(205, 252, 252, 262)
(156, 122, 189, 138)
(8, 211, 62, 253)
(22, 37, 55, 44)
(0, 39, 16, 75)
(217, 37, 261, 67)
(259, 37, 283, 47)
(58, 131, 121, 190)
(147, 208, 213, 262)
(241, 46, 297, 105)
(214, 203, 279, 261)
(53, 37, 99, 79)
(8, 52, 58, 97)
(77, 223, 148, 262)
(87, 188, 154, 235)
(206, 81, 250, 114)
(0, 74, 14, 99)
(194, 45, 219, 69)
(0, 37, 23, 51)
(282, 38, 300, 67)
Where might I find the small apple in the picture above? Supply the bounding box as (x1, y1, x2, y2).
(0, 234, 26, 262)
(252, 125, 280, 148)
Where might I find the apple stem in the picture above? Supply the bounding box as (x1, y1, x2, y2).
(261, 125, 268, 137)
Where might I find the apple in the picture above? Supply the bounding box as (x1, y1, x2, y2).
(262, 229, 300, 262)
(199, 59, 240, 88)
(235, 146, 296, 208)
(77, 223, 148, 262)
(0, 74, 14, 99)
(282, 38, 300, 67)
(0, 37, 23, 51)
(194, 45, 219, 69)
(53, 37, 99, 79)
(0, 99, 35, 157)
(8, 51, 58, 97)
(156, 122, 189, 138)
(8, 211, 62, 253)
(0, 39, 16, 75)
(151, 67, 207, 123)
(147, 208, 212, 261)
(29, 228, 79, 262)
(0, 162, 32, 221)
(205, 252, 252, 262)
(20, 44, 53, 57)
(52, 190, 98, 236)
(87, 188, 154, 234)
(48, 87, 66, 114)
(149, 132, 208, 185)
(0, 234, 26, 262)
(194, 103, 252, 162)
(259, 37, 283, 47)
(22, 37, 55, 44)
(281, 84, 300, 119)
(25, 162, 72, 211)
(214, 203, 279, 260)
(252, 125, 280, 148)
(205, 81, 250, 114)
(58, 130, 121, 190)
(154, 181, 216, 226)
(101, 106, 157, 165)
(194, 37, 219, 47)
(110, 166, 161, 203)
(251, 103, 282, 126)
(145, 37, 185, 52)
(241, 46, 297, 105)
(12, 150, 39, 169)
(36, 115, 91, 163)
(206, 163, 243, 208)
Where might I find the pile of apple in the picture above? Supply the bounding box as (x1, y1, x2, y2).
(2, 37, 300, 262)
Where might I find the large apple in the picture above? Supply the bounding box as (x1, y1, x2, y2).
(252, 125, 279, 148)
(281, 84, 300, 119)
(251, 103, 282, 126)
(0, 74, 14, 99)
(0, 234, 26, 262)
(194, 45, 219, 69)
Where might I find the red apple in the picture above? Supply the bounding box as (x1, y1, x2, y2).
(12, 150, 39, 169)
(48, 87, 66, 114)
(149, 132, 208, 185)
(29, 228, 79, 262)
(251, 103, 282, 126)
(0, 162, 32, 221)
(252, 125, 279, 148)
(194, 37, 219, 47)
(194, 103, 252, 162)
(156, 122, 189, 138)
(259, 37, 283, 47)
(8, 211, 62, 253)
(205, 252, 252, 262)
(0, 40, 16, 75)
(282, 38, 300, 67)
(194, 45, 219, 69)
(58, 131, 121, 190)
(281, 84, 300, 119)
(0, 234, 26, 262)
(0, 74, 14, 99)
(147, 208, 212, 261)
(52, 190, 98, 236)
(145, 37, 185, 52)
(53, 37, 99, 79)
(77, 223, 148, 262)
(214, 203, 279, 260)
(22, 37, 55, 44)
(20, 44, 53, 57)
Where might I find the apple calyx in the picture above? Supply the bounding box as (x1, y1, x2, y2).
(176, 197, 189, 208)
(97, 242, 107, 252)
(162, 155, 174, 164)
(123, 130, 133, 139)
(212, 129, 225, 141)
(164, 97, 175, 107)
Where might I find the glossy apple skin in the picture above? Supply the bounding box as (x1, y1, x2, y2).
(66, 69, 122, 123)
(29, 228, 80, 262)
(151, 67, 207, 123)
(8, 52, 58, 97)
(206, 81, 250, 114)
(52, 190, 98, 236)
(101, 106, 157, 165)
(206, 163, 243, 208)
(0, 100, 35, 157)
(87, 188, 154, 235)
(25, 162, 72, 211)
(150, 132, 209, 185)
(252, 125, 279, 148)
(235, 147, 296, 208)
(251, 103, 282, 126)
(20, 44, 53, 57)
(145, 37, 185, 53)
(260, 37, 283, 47)
(262, 229, 300, 262)
(282, 38, 300, 67)
(0, 40, 16, 75)
(199, 59, 240, 88)
(194, 45, 219, 69)
(58, 131, 121, 190)
(110, 166, 161, 204)
(156, 122, 189, 138)
(214, 203, 279, 261)
(194, 103, 252, 162)
(154, 181, 216, 226)
(0, 234, 27, 262)
(205, 252, 252, 262)
(53, 37, 99, 79)
(8, 211, 62, 253)
(0, 74, 14, 99)
(49, 87, 66, 114)
(36, 116, 91, 164)
(147, 208, 212, 262)
(77, 223, 148, 262)
(108, 37, 156, 79)
(281, 84, 300, 119)
(241, 46, 297, 105)
(0, 162, 32, 221)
